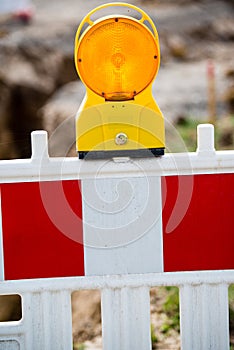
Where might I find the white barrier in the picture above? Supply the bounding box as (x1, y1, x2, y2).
(0, 271, 233, 350)
(0, 124, 233, 349)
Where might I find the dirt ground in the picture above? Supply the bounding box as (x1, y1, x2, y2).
(0, 0, 233, 158)
(33, 0, 234, 121)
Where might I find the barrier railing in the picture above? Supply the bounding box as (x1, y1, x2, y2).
(0, 123, 233, 349)
(0, 271, 233, 350)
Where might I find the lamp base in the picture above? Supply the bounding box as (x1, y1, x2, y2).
(78, 148, 164, 160)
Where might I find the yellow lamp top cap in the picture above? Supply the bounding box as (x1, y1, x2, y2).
(75, 4, 160, 101)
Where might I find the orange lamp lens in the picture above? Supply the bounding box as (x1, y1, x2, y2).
(77, 17, 159, 101)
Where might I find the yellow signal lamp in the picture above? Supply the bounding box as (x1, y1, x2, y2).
(74, 2, 165, 159)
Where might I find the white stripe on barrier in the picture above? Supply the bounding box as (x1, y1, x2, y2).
(82, 176, 163, 275)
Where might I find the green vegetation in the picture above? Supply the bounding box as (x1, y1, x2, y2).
(149, 284, 234, 349)
(161, 287, 180, 334)
(151, 323, 158, 349)
(73, 343, 86, 350)
(150, 287, 180, 349)
(175, 118, 201, 151)
(174, 115, 234, 152)
(229, 284, 234, 348)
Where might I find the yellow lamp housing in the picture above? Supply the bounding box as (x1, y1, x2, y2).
(74, 2, 165, 159)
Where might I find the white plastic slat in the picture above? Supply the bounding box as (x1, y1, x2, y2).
(101, 286, 151, 350)
(180, 283, 229, 350)
(0, 322, 24, 337)
(0, 340, 20, 350)
(23, 291, 72, 350)
(0, 322, 24, 350)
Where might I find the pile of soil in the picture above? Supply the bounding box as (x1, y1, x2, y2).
(0, 0, 233, 158)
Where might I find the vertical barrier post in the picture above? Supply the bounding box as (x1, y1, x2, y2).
(196, 123, 215, 156)
(180, 283, 229, 350)
(23, 290, 72, 350)
(101, 286, 151, 350)
(31, 131, 49, 161)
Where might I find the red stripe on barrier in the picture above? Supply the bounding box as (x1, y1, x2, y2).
(162, 174, 234, 272)
(1, 180, 84, 280)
